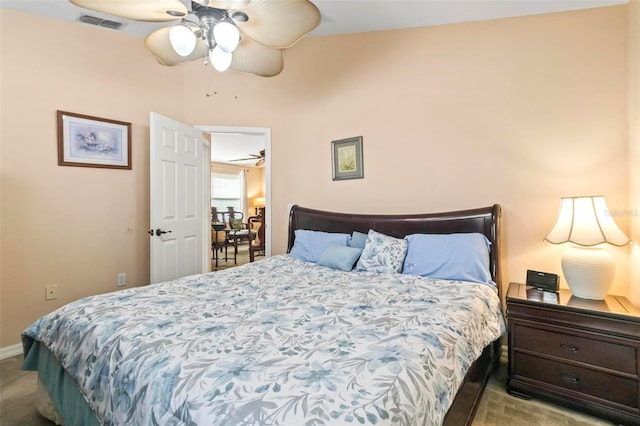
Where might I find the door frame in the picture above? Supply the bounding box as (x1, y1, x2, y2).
(196, 125, 271, 259)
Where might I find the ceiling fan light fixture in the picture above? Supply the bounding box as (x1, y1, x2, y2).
(210, 47, 232, 72)
(75, 0, 320, 76)
(169, 24, 196, 56)
(213, 21, 240, 53)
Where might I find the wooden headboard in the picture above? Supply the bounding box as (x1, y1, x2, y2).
(287, 204, 503, 296)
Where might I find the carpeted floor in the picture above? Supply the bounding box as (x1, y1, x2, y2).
(1, 355, 53, 426)
(212, 242, 253, 271)
(0, 247, 614, 425)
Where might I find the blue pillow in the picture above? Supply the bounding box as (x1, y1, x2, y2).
(401, 233, 493, 284)
(318, 243, 363, 271)
(289, 230, 351, 263)
(349, 231, 368, 249)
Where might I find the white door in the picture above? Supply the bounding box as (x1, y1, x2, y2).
(150, 113, 210, 284)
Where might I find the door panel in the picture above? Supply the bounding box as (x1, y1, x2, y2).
(161, 159, 178, 220)
(184, 164, 197, 219)
(159, 239, 178, 281)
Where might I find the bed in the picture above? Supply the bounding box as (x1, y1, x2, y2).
(22, 204, 506, 426)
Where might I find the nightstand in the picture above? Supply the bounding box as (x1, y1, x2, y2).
(506, 282, 640, 425)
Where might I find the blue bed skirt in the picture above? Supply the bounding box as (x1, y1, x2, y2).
(23, 341, 100, 426)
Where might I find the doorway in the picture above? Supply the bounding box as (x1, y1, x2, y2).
(197, 125, 271, 268)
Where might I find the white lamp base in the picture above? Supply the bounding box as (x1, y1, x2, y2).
(561, 246, 615, 300)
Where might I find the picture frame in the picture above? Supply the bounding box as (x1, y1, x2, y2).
(331, 136, 364, 181)
(57, 110, 131, 169)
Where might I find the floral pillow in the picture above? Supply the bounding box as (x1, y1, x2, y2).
(230, 218, 244, 230)
(355, 230, 408, 274)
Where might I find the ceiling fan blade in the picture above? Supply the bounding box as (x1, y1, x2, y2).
(230, 153, 260, 161)
(230, 36, 283, 77)
(231, 0, 320, 48)
(145, 27, 207, 66)
(70, 0, 187, 22)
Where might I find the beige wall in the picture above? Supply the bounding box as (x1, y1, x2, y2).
(0, 11, 183, 349)
(270, 6, 630, 293)
(0, 5, 633, 348)
(247, 167, 266, 216)
(630, 0, 640, 305)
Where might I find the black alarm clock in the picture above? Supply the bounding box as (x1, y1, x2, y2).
(526, 269, 559, 292)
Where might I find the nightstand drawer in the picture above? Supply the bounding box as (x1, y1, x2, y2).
(514, 352, 639, 409)
(514, 324, 637, 375)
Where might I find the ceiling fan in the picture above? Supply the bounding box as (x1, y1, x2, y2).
(229, 149, 265, 167)
(70, 0, 320, 77)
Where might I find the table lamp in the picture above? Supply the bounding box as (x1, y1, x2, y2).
(545, 196, 630, 300)
(253, 196, 265, 216)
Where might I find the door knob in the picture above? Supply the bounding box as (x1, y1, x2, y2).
(155, 229, 173, 236)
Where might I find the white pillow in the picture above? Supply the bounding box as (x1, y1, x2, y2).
(355, 230, 407, 274)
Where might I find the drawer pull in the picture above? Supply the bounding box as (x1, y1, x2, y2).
(561, 373, 580, 385)
(560, 343, 579, 354)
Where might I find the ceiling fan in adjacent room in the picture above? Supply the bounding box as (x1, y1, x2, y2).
(229, 149, 265, 167)
(70, 0, 320, 76)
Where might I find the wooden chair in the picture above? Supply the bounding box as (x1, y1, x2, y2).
(248, 207, 265, 262)
(222, 208, 254, 246)
(212, 223, 236, 268)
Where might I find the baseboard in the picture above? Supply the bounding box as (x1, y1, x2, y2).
(0, 343, 23, 360)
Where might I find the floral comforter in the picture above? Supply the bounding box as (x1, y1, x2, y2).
(23, 255, 505, 426)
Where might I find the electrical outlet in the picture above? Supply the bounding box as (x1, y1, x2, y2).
(117, 273, 126, 287)
(45, 285, 58, 301)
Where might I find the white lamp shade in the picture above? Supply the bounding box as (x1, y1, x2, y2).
(545, 195, 630, 300)
(169, 25, 196, 56)
(209, 47, 232, 72)
(545, 196, 630, 246)
(213, 21, 240, 53)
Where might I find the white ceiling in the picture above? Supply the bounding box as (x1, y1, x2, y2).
(210, 132, 265, 166)
(1, 0, 626, 164)
(0, 0, 627, 38)
(311, 0, 627, 37)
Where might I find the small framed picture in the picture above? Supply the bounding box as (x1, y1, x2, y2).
(57, 110, 131, 169)
(331, 136, 363, 181)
